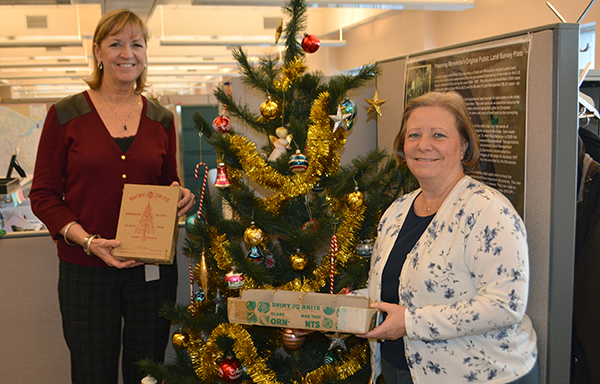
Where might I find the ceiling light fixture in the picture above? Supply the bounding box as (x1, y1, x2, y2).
(160, 37, 346, 47)
(191, 0, 474, 11)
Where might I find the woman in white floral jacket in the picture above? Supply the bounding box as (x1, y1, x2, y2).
(359, 92, 538, 384)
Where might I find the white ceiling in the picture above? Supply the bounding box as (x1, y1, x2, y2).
(0, 0, 473, 100)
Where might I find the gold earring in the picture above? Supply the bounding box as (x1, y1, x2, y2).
(97, 62, 103, 70)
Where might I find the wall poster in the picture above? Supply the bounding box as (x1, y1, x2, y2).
(405, 40, 530, 217)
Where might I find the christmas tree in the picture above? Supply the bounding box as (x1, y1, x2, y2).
(140, 0, 414, 382)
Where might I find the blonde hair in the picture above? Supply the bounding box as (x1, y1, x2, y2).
(84, 9, 150, 93)
(393, 91, 481, 174)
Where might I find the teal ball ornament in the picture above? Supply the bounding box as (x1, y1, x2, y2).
(341, 98, 358, 131)
(185, 214, 202, 233)
(341, 98, 358, 120)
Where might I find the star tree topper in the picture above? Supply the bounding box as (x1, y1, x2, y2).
(329, 105, 352, 132)
(365, 90, 386, 117)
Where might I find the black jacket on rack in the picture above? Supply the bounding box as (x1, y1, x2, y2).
(572, 134, 600, 384)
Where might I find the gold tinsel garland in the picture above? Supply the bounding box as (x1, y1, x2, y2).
(301, 343, 370, 384)
(275, 56, 308, 91)
(224, 91, 346, 214)
(188, 322, 370, 384)
(209, 228, 233, 271)
(192, 322, 281, 383)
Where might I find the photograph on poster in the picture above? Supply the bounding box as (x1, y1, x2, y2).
(405, 41, 529, 217)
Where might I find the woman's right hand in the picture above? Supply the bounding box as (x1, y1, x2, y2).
(88, 237, 142, 269)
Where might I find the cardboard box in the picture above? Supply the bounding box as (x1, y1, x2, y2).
(113, 184, 180, 264)
(228, 289, 377, 334)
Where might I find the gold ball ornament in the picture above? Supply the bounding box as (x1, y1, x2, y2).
(346, 188, 364, 209)
(244, 222, 265, 246)
(282, 328, 306, 350)
(260, 97, 279, 120)
(172, 330, 190, 349)
(289, 249, 309, 271)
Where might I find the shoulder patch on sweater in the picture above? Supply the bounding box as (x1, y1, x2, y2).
(146, 98, 173, 132)
(54, 93, 92, 125)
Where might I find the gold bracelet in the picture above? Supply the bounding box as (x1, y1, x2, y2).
(63, 222, 77, 246)
(83, 234, 101, 256)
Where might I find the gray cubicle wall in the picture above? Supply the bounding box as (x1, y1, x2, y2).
(376, 24, 579, 384)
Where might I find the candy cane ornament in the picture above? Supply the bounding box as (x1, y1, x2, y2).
(189, 264, 195, 315)
(330, 234, 338, 294)
(194, 162, 208, 220)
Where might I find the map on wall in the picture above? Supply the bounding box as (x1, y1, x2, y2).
(0, 104, 47, 178)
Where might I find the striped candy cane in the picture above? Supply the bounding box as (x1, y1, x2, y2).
(194, 162, 208, 219)
(189, 264, 195, 316)
(330, 234, 338, 294)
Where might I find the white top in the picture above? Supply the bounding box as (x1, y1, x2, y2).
(368, 176, 537, 383)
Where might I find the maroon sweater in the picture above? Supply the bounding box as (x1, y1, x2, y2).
(30, 91, 180, 267)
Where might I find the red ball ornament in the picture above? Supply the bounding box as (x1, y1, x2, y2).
(218, 357, 243, 382)
(212, 114, 231, 134)
(301, 34, 320, 53)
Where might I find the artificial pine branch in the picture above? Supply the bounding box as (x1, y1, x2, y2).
(212, 87, 268, 135)
(282, 0, 308, 63)
(138, 351, 202, 384)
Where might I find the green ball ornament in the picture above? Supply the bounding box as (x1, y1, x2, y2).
(345, 118, 354, 131)
(324, 350, 337, 364)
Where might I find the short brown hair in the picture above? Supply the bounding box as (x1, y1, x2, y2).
(84, 9, 150, 93)
(393, 91, 481, 174)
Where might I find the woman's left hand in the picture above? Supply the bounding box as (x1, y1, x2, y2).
(357, 302, 407, 341)
(171, 181, 195, 217)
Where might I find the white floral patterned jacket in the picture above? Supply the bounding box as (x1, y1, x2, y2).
(368, 176, 538, 383)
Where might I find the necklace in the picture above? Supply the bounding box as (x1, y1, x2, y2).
(421, 174, 465, 213)
(98, 90, 137, 130)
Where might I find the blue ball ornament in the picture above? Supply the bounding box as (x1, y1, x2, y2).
(341, 98, 358, 120)
(289, 150, 309, 173)
(193, 289, 206, 303)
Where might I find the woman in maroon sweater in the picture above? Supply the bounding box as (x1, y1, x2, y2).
(30, 9, 194, 384)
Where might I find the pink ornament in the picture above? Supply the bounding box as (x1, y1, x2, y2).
(225, 270, 245, 289)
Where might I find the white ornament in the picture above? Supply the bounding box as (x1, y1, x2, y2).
(141, 375, 158, 384)
(268, 127, 293, 161)
(329, 105, 352, 132)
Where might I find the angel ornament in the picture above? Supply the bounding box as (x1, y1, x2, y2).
(268, 127, 293, 161)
